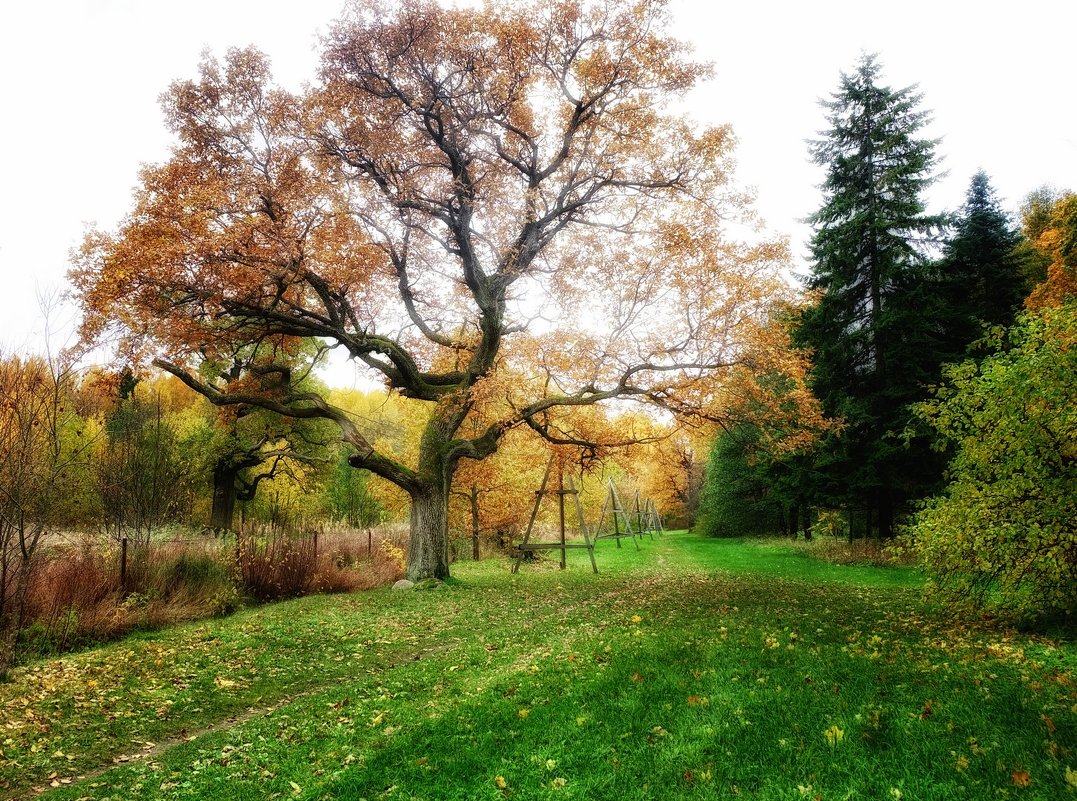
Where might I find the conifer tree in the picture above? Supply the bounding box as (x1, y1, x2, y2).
(936, 171, 1026, 358)
(794, 54, 944, 538)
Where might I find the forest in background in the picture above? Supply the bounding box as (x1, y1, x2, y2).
(0, 339, 704, 675)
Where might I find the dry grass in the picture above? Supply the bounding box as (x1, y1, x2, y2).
(22, 539, 121, 649)
(312, 528, 405, 592)
(12, 525, 411, 663)
(236, 533, 318, 600)
(786, 535, 915, 567)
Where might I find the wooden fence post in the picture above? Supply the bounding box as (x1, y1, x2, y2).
(558, 468, 566, 570)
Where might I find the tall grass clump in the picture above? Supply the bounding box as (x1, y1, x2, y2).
(21, 539, 120, 653)
(235, 531, 319, 600)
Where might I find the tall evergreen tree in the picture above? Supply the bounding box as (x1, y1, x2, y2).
(936, 171, 1026, 358)
(794, 54, 944, 538)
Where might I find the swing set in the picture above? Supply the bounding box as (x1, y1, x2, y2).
(511, 455, 663, 574)
(592, 483, 665, 547)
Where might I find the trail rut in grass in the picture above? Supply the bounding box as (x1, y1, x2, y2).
(25, 641, 458, 798)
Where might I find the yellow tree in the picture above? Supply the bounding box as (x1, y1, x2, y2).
(1025, 191, 1077, 310)
(74, 0, 809, 580)
(326, 386, 427, 520)
(0, 349, 94, 677)
(628, 427, 705, 527)
(449, 426, 550, 559)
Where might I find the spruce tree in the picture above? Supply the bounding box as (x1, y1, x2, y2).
(936, 171, 1027, 358)
(794, 54, 944, 538)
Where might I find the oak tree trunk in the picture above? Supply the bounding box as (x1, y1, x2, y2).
(470, 484, 480, 561)
(210, 463, 238, 533)
(406, 485, 450, 581)
(403, 395, 475, 581)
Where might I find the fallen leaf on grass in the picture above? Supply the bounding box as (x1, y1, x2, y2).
(1012, 769, 1031, 787)
(494, 775, 508, 789)
(823, 725, 844, 746)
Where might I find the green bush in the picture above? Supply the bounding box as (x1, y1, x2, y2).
(696, 425, 783, 537)
(208, 584, 242, 617)
(166, 551, 231, 593)
(907, 304, 1077, 620)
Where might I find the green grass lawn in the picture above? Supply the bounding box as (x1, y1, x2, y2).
(2, 533, 1074, 800)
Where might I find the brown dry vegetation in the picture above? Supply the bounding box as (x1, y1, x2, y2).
(784, 536, 917, 568)
(10, 526, 408, 661)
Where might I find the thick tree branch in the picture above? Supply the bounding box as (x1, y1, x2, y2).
(154, 358, 420, 492)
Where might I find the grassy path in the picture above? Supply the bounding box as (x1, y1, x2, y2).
(1, 534, 1074, 800)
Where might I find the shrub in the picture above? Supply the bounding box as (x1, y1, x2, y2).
(907, 305, 1077, 620)
(312, 529, 406, 593)
(236, 532, 317, 600)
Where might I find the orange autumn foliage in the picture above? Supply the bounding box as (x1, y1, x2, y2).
(1025, 192, 1077, 309)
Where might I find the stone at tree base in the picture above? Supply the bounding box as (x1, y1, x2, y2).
(392, 579, 415, 591)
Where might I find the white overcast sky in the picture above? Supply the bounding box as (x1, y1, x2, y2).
(2, 0, 1075, 376)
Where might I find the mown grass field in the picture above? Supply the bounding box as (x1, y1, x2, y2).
(1, 533, 1074, 800)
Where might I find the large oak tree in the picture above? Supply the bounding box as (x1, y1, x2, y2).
(74, 0, 813, 579)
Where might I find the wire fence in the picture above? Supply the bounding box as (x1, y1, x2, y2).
(110, 524, 413, 591)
